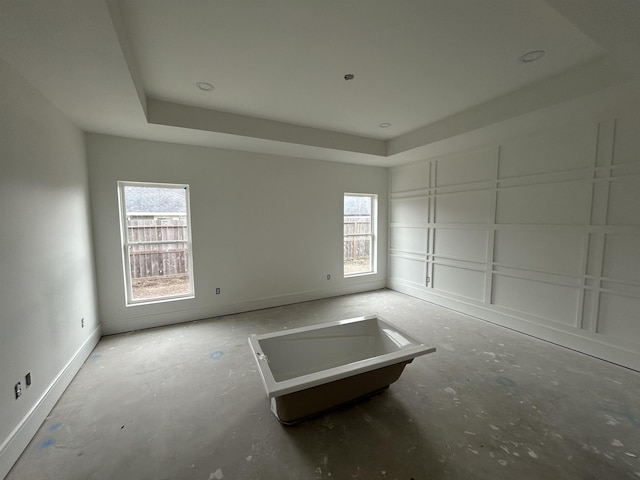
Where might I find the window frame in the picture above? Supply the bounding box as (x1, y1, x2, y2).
(343, 192, 378, 277)
(117, 181, 195, 306)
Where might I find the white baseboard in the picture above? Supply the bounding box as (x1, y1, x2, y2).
(101, 280, 387, 335)
(388, 279, 640, 372)
(0, 326, 101, 480)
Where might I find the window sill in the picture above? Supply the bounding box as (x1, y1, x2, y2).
(126, 294, 195, 307)
(344, 271, 376, 279)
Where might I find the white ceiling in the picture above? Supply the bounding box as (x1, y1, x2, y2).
(0, 0, 639, 166)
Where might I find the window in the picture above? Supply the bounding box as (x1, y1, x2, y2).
(118, 182, 195, 305)
(344, 193, 377, 276)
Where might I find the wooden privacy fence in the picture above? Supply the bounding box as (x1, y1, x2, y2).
(127, 216, 190, 279)
(344, 216, 371, 263)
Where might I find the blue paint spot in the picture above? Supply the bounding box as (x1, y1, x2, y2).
(49, 422, 62, 432)
(209, 351, 224, 361)
(623, 411, 640, 429)
(91, 354, 102, 360)
(600, 407, 640, 429)
(39, 438, 54, 449)
(496, 376, 516, 387)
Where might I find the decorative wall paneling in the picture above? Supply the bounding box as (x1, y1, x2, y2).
(389, 113, 640, 371)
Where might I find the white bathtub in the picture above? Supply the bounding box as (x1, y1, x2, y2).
(248, 314, 436, 423)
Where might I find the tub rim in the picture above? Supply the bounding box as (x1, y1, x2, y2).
(248, 314, 436, 398)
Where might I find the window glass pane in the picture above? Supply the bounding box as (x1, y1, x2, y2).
(130, 255, 192, 301)
(124, 186, 187, 214)
(124, 186, 188, 242)
(344, 236, 372, 274)
(344, 195, 371, 216)
(120, 183, 194, 304)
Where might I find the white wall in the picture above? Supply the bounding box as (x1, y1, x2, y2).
(0, 58, 100, 478)
(388, 84, 640, 371)
(86, 134, 388, 334)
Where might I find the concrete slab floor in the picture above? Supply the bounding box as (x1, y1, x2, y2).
(6, 289, 640, 480)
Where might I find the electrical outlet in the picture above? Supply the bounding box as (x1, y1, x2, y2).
(326, 274, 331, 280)
(215, 288, 221, 294)
(15, 382, 21, 399)
(81, 318, 84, 328)
(26, 372, 32, 386)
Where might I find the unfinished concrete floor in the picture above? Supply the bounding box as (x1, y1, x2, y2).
(7, 289, 640, 479)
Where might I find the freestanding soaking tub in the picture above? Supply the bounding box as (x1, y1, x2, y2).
(248, 314, 436, 424)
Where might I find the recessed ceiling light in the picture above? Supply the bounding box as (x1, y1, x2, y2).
(379, 122, 392, 128)
(519, 50, 546, 63)
(196, 82, 214, 91)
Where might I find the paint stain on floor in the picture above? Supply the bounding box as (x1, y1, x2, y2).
(209, 351, 224, 361)
(496, 376, 516, 387)
(48, 422, 62, 432)
(39, 439, 54, 449)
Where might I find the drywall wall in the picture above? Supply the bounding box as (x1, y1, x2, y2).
(388, 83, 640, 371)
(86, 134, 388, 335)
(0, 58, 100, 478)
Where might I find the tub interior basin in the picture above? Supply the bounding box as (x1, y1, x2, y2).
(258, 318, 414, 381)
